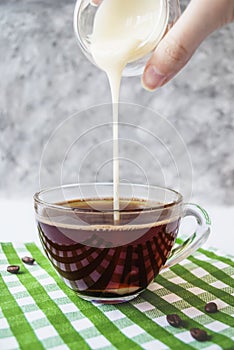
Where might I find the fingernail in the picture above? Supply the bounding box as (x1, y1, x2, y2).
(90, 0, 98, 6)
(90, 0, 101, 6)
(142, 65, 166, 91)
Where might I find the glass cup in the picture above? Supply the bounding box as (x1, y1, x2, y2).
(34, 183, 210, 303)
(73, 0, 181, 76)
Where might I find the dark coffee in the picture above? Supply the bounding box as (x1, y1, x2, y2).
(37, 198, 180, 300)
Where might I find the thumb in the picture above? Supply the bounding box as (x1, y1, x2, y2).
(142, 0, 227, 91)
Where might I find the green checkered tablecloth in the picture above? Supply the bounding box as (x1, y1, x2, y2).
(1, 243, 234, 350)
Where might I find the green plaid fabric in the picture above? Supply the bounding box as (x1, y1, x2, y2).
(0, 243, 233, 350)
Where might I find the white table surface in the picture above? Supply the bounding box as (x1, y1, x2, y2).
(0, 199, 233, 256)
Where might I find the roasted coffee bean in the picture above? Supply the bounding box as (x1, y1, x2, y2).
(7, 265, 20, 274)
(205, 302, 218, 313)
(166, 314, 182, 328)
(22, 256, 35, 265)
(190, 328, 208, 341)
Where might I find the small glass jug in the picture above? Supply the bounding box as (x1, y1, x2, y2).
(74, 0, 181, 76)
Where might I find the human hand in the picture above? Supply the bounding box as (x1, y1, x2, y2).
(91, 0, 234, 90)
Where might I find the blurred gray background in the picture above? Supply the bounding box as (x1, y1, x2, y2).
(0, 0, 233, 205)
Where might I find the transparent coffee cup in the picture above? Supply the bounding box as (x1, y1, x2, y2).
(34, 183, 210, 303)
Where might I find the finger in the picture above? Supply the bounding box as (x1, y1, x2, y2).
(142, 0, 231, 91)
(91, 0, 102, 6)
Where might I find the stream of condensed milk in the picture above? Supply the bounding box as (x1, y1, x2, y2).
(90, 0, 168, 222)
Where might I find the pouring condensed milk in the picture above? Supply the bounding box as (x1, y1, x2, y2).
(74, 0, 180, 222)
(33, 0, 211, 304)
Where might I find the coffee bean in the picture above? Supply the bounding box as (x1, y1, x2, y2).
(166, 314, 182, 328)
(190, 328, 208, 341)
(7, 265, 20, 274)
(22, 256, 35, 265)
(205, 302, 218, 313)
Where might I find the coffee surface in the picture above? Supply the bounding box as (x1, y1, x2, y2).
(39, 198, 179, 227)
(38, 198, 180, 299)
(61, 198, 152, 211)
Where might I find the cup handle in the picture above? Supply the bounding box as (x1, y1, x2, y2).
(162, 203, 211, 270)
